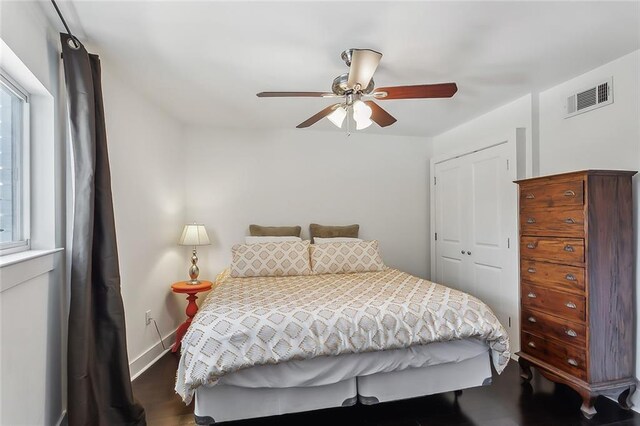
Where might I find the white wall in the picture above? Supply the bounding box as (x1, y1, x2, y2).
(0, 1, 67, 425)
(538, 49, 640, 406)
(184, 128, 433, 279)
(539, 51, 639, 174)
(99, 61, 187, 376)
(432, 94, 533, 176)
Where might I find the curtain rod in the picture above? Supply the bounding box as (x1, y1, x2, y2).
(51, 0, 80, 49)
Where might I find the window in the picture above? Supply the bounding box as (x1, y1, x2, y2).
(0, 72, 29, 254)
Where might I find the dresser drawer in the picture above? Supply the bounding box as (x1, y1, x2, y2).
(521, 283, 586, 322)
(520, 207, 585, 237)
(522, 307, 586, 347)
(520, 179, 584, 209)
(522, 332, 587, 380)
(521, 260, 585, 294)
(521, 237, 584, 264)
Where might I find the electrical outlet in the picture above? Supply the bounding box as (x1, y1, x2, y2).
(145, 310, 152, 326)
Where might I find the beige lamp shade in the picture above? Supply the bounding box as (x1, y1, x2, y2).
(178, 224, 211, 246)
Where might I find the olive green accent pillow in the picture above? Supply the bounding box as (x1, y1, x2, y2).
(249, 224, 302, 237)
(309, 223, 359, 243)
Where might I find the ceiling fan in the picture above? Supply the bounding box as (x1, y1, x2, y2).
(256, 48, 458, 131)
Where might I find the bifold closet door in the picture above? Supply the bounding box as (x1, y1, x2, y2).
(434, 142, 518, 348)
(433, 155, 469, 290)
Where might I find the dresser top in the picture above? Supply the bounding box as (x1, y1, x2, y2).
(514, 169, 637, 184)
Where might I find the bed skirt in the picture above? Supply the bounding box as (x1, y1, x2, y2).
(193, 351, 492, 424)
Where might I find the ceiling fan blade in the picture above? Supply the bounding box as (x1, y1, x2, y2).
(374, 83, 458, 100)
(365, 101, 397, 127)
(257, 91, 337, 98)
(347, 49, 382, 91)
(296, 104, 341, 128)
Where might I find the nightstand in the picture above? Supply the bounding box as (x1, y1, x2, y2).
(171, 280, 213, 353)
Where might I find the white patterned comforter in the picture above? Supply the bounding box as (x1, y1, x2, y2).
(176, 268, 510, 403)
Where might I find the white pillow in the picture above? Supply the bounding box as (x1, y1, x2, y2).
(230, 241, 311, 277)
(245, 236, 302, 244)
(310, 240, 385, 275)
(313, 237, 363, 244)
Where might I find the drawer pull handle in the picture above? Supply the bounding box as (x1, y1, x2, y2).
(528, 316, 537, 323)
(527, 243, 536, 249)
(563, 245, 574, 252)
(567, 358, 579, 367)
(528, 341, 536, 348)
(526, 218, 536, 224)
(527, 267, 536, 273)
(564, 190, 576, 197)
(565, 302, 577, 309)
(564, 218, 576, 224)
(525, 193, 535, 199)
(565, 273, 576, 281)
(565, 329, 578, 337)
(527, 292, 537, 298)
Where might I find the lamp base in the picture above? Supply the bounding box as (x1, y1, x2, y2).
(188, 247, 201, 284)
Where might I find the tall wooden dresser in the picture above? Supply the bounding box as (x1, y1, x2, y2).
(515, 170, 636, 419)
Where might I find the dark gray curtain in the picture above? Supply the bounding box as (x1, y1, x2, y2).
(62, 33, 146, 426)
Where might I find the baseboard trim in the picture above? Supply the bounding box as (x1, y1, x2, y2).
(129, 329, 176, 381)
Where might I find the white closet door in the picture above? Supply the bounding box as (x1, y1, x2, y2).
(433, 156, 467, 290)
(434, 142, 518, 349)
(465, 143, 517, 346)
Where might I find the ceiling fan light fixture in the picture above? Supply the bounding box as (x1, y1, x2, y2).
(355, 116, 373, 130)
(327, 105, 347, 128)
(352, 99, 373, 121)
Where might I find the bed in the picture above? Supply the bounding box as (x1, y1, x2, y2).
(175, 263, 510, 424)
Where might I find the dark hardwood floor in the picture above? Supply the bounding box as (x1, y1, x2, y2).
(133, 352, 640, 426)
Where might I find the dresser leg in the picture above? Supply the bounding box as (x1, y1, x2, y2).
(617, 385, 635, 410)
(518, 357, 533, 384)
(580, 393, 597, 419)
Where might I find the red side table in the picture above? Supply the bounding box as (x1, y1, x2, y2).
(171, 280, 213, 353)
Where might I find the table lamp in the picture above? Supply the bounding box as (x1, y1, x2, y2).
(178, 223, 211, 284)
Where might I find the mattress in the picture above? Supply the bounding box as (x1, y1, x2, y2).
(217, 338, 488, 388)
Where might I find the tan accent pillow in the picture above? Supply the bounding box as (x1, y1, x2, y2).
(249, 224, 302, 237)
(310, 240, 384, 274)
(309, 223, 359, 243)
(230, 241, 311, 277)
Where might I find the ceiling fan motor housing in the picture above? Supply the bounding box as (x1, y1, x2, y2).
(332, 73, 375, 96)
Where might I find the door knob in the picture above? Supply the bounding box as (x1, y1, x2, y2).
(461, 250, 465, 254)
(466, 251, 471, 255)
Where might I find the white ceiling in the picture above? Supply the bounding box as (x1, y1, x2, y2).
(59, 1, 639, 137)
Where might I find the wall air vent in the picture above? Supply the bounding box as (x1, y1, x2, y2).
(565, 77, 613, 118)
